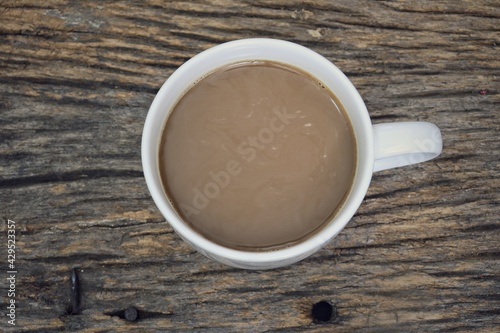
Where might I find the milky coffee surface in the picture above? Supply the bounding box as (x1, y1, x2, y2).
(159, 62, 356, 250)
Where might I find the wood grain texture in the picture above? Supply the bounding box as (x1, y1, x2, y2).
(0, 0, 498, 332)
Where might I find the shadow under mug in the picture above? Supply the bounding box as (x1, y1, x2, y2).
(142, 38, 443, 270)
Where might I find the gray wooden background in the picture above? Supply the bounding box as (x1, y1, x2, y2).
(0, 1, 498, 332)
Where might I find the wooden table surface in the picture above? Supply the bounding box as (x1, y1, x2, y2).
(1, 1, 498, 332)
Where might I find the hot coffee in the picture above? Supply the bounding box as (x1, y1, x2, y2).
(159, 61, 356, 250)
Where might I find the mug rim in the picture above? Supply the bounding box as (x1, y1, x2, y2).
(142, 38, 374, 267)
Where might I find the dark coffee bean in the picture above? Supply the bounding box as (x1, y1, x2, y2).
(311, 300, 335, 322)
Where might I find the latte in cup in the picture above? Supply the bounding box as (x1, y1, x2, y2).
(159, 61, 356, 251)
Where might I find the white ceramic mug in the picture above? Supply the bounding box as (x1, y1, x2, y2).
(142, 38, 442, 270)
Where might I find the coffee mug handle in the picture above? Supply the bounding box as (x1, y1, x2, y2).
(372, 122, 443, 172)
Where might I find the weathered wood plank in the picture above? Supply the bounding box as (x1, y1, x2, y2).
(0, 0, 498, 332)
